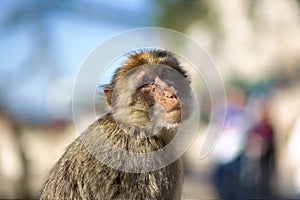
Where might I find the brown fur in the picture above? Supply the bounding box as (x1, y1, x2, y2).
(40, 50, 188, 200)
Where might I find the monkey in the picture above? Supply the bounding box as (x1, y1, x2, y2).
(40, 50, 193, 200)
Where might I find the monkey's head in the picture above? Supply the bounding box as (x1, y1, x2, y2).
(104, 50, 193, 132)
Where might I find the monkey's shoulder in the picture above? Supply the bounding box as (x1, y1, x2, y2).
(40, 113, 183, 199)
(78, 113, 169, 153)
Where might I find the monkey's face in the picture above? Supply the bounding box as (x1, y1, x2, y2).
(110, 64, 192, 130)
(134, 77, 181, 124)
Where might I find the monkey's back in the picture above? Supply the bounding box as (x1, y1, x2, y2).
(40, 114, 183, 200)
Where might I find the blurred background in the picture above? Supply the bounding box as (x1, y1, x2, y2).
(1, 0, 300, 199)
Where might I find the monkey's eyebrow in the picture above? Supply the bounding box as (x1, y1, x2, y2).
(142, 75, 154, 83)
(136, 82, 154, 90)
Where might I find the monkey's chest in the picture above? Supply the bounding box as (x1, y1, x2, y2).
(96, 162, 182, 199)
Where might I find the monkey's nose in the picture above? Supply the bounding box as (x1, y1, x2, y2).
(154, 77, 176, 95)
(153, 77, 180, 114)
(154, 77, 165, 93)
(163, 89, 177, 99)
(154, 77, 177, 99)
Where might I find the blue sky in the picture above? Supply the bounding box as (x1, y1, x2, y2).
(0, 0, 155, 123)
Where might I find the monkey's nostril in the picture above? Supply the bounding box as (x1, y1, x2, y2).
(166, 95, 175, 99)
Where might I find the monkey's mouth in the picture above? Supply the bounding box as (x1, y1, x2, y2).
(165, 106, 181, 123)
(138, 77, 183, 124)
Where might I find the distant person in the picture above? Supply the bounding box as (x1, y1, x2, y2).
(211, 86, 249, 200)
(240, 97, 276, 198)
(287, 115, 300, 199)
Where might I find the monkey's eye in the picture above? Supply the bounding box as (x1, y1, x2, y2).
(138, 76, 154, 89)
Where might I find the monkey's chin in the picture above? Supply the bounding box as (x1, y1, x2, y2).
(151, 110, 181, 130)
(157, 117, 180, 130)
(165, 108, 181, 123)
(163, 122, 179, 130)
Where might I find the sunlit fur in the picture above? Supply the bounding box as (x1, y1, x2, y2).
(40, 50, 189, 200)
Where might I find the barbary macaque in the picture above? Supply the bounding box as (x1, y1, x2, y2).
(40, 50, 193, 199)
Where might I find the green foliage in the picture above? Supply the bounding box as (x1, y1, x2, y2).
(155, 0, 218, 32)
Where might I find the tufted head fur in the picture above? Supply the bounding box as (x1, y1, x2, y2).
(103, 49, 192, 132)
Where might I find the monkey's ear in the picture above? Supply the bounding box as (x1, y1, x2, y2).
(104, 85, 113, 106)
